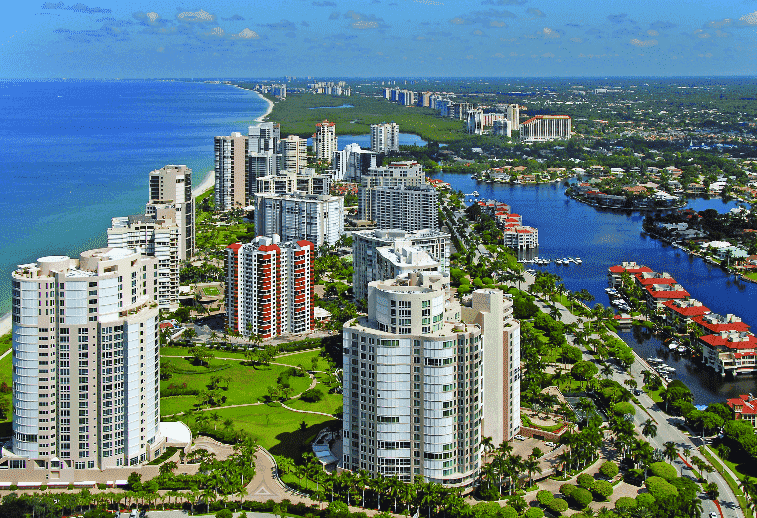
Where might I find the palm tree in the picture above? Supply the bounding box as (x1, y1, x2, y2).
(740, 477, 757, 513)
(662, 441, 679, 472)
(522, 457, 542, 487)
(641, 419, 658, 440)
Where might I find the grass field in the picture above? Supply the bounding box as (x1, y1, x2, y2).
(255, 92, 468, 143)
(186, 404, 337, 460)
(160, 357, 312, 414)
(202, 286, 221, 296)
(287, 373, 343, 416)
(161, 345, 249, 360)
(275, 350, 327, 371)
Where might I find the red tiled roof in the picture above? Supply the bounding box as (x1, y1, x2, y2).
(701, 334, 757, 349)
(645, 285, 690, 298)
(727, 396, 757, 415)
(662, 300, 711, 317)
(227, 242, 243, 251)
(692, 315, 751, 333)
(609, 264, 653, 274)
(636, 275, 677, 286)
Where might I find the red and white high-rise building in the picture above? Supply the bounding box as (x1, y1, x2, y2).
(226, 235, 314, 340)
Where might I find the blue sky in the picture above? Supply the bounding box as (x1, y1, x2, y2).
(2, 1, 757, 78)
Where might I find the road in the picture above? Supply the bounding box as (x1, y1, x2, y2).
(512, 271, 742, 518)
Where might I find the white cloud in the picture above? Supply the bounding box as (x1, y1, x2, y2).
(739, 11, 757, 25)
(647, 29, 658, 36)
(176, 9, 215, 23)
(236, 28, 260, 39)
(629, 38, 657, 47)
(542, 27, 559, 38)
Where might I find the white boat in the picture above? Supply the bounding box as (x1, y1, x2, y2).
(472, 191, 479, 197)
(575, 257, 582, 264)
(677, 345, 687, 353)
(668, 342, 678, 350)
(647, 357, 663, 363)
(555, 259, 563, 265)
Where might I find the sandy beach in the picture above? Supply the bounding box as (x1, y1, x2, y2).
(191, 92, 273, 200)
(0, 314, 10, 339)
(254, 91, 274, 122)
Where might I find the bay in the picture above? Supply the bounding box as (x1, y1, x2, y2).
(435, 172, 757, 405)
(0, 80, 268, 315)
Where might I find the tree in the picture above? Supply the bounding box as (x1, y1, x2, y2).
(570, 487, 593, 510)
(641, 419, 658, 440)
(592, 480, 613, 501)
(599, 461, 618, 479)
(662, 441, 679, 473)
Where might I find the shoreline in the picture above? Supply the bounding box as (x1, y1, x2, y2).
(254, 91, 274, 122)
(192, 169, 215, 198)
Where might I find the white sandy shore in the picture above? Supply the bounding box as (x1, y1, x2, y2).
(0, 313, 10, 338)
(190, 91, 274, 200)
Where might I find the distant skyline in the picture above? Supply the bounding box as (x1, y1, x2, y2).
(2, 1, 757, 78)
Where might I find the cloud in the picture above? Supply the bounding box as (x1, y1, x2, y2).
(739, 11, 757, 24)
(472, 29, 485, 36)
(312, 1, 336, 5)
(570, 37, 583, 43)
(542, 27, 560, 38)
(607, 14, 628, 24)
(342, 11, 389, 30)
(42, 2, 111, 14)
(176, 9, 216, 24)
(262, 19, 297, 31)
(650, 20, 676, 31)
(203, 27, 224, 37)
(647, 29, 658, 36)
(527, 8, 545, 18)
(329, 11, 340, 20)
(450, 17, 472, 25)
(482, 0, 526, 4)
(234, 28, 260, 39)
(490, 20, 507, 27)
(133, 12, 161, 24)
(222, 14, 245, 21)
(630, 38, 657, 47)
(301, 21, 310, 27)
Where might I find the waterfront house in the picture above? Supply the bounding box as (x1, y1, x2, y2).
(645, 283, 690, 314)
(634, 271, 677, 289)
(662, 299, 711, 333)
(607, 262, 653, 288)
(693, 313, 751, 336)
(726, 395, 757, 426)
(701, 331, 757, 377)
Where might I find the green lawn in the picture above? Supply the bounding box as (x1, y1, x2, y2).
(186, 404, 337, 461)
(161, 345, 248, 360)
(161, 396, 199, 416)
(0, 334, 12, 428)
(275, 350, 327, 370)
(202, 286, 221, 296)
(287, 373, 343, 415)
(160, 357, 312, 414)
(744, 271, 757, 282)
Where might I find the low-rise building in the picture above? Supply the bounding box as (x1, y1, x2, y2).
(726, 394, 757, 426)
(645, 283, 690, 313)
(607, 262, 653, 288)
(662, 299, 711, 333)
(693, 313, 751, 336)
(701, 330, 757, 377)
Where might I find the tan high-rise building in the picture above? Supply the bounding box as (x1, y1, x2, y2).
(313, 120, 338, 163)
(10, 248, 166, 470)
(214, 133, 248, 211)
(370, 122, 399, 153)
(280, 135, 308, 174)
(148, 165, 195, 259)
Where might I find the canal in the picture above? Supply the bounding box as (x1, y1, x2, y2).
(434, 172, 757, 406)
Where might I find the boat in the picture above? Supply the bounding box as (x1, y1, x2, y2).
(668, 342, 678, 350)
(472, 191, 479, 197)
(677, 345, 687, 353)
(575, 257, 582, 264)
(647, 357, 663, 363)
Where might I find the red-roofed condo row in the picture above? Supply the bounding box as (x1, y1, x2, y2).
(607, 261, 654, 287)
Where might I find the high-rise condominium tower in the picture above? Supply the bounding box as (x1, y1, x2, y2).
(214, 133, 248, 211)
(341, 275, 520, 489)
(280, 135, 308, 174)
(11, 248, 162, 469)
(370, 123, 400, 154)
(313, 120, 338, 163)
(148, 165, 195, 259)
(226, 235, 314, 340)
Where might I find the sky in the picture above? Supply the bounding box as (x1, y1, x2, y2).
(2, 1, 757, 78)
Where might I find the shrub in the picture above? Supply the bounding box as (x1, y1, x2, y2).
(216, 510, 233, 518)
(599, 460, 619, 479)
(592, 480, 613, 501)
(547, 498, 568, 515)
(612, 401, 636, 416)
(9, 484, 17, 491)
(524, 508, 544, 518)
(499, 505, 518, 518)
(645, 476, 679, 500)
(649, 461, 677, 481)
(615, 497, 637, 512)
(577, 473, 595, 490)
(536, 490, 554, 507)
(569, 487, 593, 509)
(559, 483, 575, 497)
(300, 387, 324, 403)
(636, 493, 656, 509)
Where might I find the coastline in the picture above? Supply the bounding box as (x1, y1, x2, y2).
(254, 91, 274, 122)
(192, 169, 216, 198)
(0, 314, 9, 339)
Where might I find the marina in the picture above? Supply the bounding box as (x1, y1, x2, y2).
(438, 172, 757, 406)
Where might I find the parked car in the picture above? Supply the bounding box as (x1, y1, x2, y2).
(545, 442, 556, 448)
(514, 434, 526, 441)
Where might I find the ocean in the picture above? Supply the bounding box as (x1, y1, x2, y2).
(0, 80, 269, 316)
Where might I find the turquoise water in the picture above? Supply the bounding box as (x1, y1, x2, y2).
(0, 80, 268, 316)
